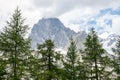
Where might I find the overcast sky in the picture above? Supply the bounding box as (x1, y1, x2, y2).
(0, 0, 120, 34)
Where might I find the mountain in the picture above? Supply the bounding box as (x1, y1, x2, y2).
(99, 32, 119, 55)
(29, 18, 76, 49)
(74, 31, 87, 50)
(30, 17, 119, 56)
(73, 31, 118, 55)
(73, 31, 118, 54)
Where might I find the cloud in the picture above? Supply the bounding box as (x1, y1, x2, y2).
(59, 6, 120, 34)
(0, 0, 18, 29)
(0, 0, 120, 35)
(92, 8, 120, 35)
(0, 0, 39, 28)
(32, 0, 54, 8)
(32, 0, 120, 17)
(109, 16, 120, 35)
(104, 19, 112, 27)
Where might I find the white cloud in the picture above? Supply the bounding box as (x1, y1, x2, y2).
(32, 0, 120, 17)
(110, 16, 120, 35)
(59, 8, 98, 31)
(0, 0, 120, 35)
(94, 13, 120, 35)
(0, 0, 18, 29)
(65, 24, 80, 32)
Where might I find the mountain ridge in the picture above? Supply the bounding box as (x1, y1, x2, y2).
(30, 17, 76, 49)
(29, 17, 118, 54)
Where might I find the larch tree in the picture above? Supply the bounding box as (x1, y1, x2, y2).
(83, 28, 111, 80)
(112, 36, 120, 79)
(0, 8, 31, 80)
(63, 38, 85, 80)
(30, 39, 61, 80)
(0, 53, 7, 79)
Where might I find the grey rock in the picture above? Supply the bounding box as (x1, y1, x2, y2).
(29, 18, 76, 49)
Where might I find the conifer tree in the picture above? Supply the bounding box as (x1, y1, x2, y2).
(83, 28, 111, 80)
(63, 38, 85, 80)
(112, 36, 120, 79)
(31, 39, 61, 80)
(0, 8, 31, 79)
(0, 56, 7, 79)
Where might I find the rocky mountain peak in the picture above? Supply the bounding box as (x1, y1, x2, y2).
(30, 17, 76, 49)
(29, 17, 119, 55)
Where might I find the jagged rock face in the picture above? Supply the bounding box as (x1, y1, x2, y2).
(74, 31, 87, 50)
(106, 33, 118, 47)
(30, 18, 76, 49)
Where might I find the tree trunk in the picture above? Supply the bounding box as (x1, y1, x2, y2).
(14, 44, 17, 80)
(48, 49, 52, 80)
(95, 57, 98, 80)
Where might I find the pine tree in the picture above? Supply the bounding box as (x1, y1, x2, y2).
(83, 28, 111, 80)
(0, 8, 31, 79)
(63, 38, 85, 80)
(30, 39, 61, 80)
(112, 36, 120, 79)
(0, 56, 7, 79)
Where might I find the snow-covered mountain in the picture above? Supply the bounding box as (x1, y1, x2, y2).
(29, 18, 76, 49)
(74, 31, 118, 54)
(99, 32, 119, 55)
(30, 17, 119, 55)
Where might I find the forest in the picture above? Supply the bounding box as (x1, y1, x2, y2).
(0, 8, 119, 80)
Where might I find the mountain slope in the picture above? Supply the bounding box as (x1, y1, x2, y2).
(30, 18, 76, 49)
(99, 32, 119, 55)
(74, 31, 87, 50)
(30, 17, 119, 56)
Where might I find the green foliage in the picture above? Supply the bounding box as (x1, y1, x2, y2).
(0, 7, 117, 80)
(83, 28, 111, 80)
(0, 56, 7, 79)
(112, 36, 120, 79)
(63, 38, 86, 80)
(0, 8, 31, 79)
(30, 39, 61, 80)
